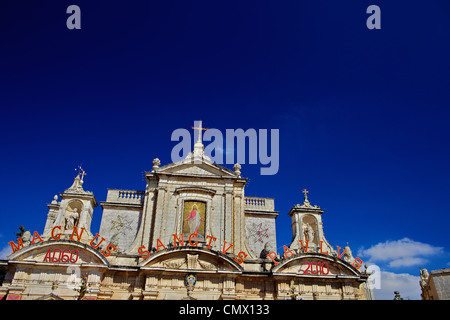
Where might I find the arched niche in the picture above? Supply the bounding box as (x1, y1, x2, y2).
(302, 214, 319, 245)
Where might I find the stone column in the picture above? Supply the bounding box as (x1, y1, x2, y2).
(151, 186, 167, 248)
(224, 190, 234, 250)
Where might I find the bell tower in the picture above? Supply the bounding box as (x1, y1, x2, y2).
(288, 189, 334, 254)
(43, 168, 97, 242)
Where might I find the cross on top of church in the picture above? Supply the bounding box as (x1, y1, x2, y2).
(191, 120, 209, 143)
(76, 165, 87, 181)
(302, 188, 309, 200)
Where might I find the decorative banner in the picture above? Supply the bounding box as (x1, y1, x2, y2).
(7, 226, 363, 269)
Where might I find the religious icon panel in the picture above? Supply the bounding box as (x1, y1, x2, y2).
(183, 201, 206, 238)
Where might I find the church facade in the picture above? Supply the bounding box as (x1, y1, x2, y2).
(0, 141, 372, 300)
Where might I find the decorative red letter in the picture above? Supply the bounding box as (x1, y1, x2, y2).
(138, 245, 150, 260)
(336, 246, 347, 259)
(267, 251, 279, 266)
(205, 235, 217, 249)
(283, 245, 294, 259)
(101, 244, 117, 257)
(234, 251, 248, 264)
(43, 248, 52, 262)
(30, 231, 44, 244)
(188, 233, 198, 246)
(69, 227, 85, 242)
(172, 234, 185, 247)
(52, 249, 62, 262)
(353, 257, 363, 269)
(8, 238, 24, 254)
(90, 233, 106, 249)
(299, 240, 309, 253)
(222, 241, 233, 254)
(156, 239, 166, 252)
(51, 226, 62, 240)
(320, 241, 329, 255)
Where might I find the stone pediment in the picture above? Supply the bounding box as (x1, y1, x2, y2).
(140, 247, 243, 273)
(8, 240, 109, 266)
(157, 161, 237, 178)
(35, 293, 64, 300)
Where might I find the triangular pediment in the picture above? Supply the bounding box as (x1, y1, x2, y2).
(36, 293, 64, 300)
(158, 159, 237, 178)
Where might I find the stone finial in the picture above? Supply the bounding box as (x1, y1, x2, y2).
(294, 188, 321, 209)
(67, 174, 84, 192)
(233, 163, 241, 176)
(152, 158, 161, 172)
(51, 194, 58, 204)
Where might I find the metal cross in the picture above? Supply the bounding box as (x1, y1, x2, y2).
(78, 165, 87, 181)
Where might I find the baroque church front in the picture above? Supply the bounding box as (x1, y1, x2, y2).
(0, 137, 372, 300)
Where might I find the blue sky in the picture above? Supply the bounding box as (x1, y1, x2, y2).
(1, 0, 450, 300)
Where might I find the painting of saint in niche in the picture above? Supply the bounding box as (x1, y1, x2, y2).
(183, 201, 206, 238)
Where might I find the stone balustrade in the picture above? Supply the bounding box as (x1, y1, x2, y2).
(244, 197, 275, 212)
(105, 189, 145, 205)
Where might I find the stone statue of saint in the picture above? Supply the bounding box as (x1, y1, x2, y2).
(65, 208, 79, 230)
(303, 223, 315, 243)
(420, 268, 429, 287)
(343, 244, 354, 263)
(22, 231, 32, 247)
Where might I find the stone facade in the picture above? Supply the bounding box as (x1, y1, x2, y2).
(0, 142, 371, 300)
(420, 268, 450, 300)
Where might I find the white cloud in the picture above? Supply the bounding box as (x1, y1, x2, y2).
(0, 245, 11, 259)
(358, 238, 443, 268)
(374, 271, 421, 300)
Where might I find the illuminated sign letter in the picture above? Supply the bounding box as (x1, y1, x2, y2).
(205, 235, 217, 249)
(69, 227, 85, 242)
(283, 245, 294, 259)
(319, 241, 329, 255)
(31, 231, 44, 244)
(156, 239, 166, 252)
(138, 245, 150, 260)
(234, 251, 248, 264)
(188, 233, 198, 246)
(172, 234, 185, 247)
(353, 257, 364, 269)
(8, 238, 24, 254)
(101, 244, 117, 257)
(90, 233, 106, 249)
(336, 246, 347, 259)
(222, 241, 233, 254)
(267, 251, 279, 266)
(51, 226, 62, 240)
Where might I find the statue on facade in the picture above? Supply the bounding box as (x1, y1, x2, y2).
(343, 244, 354, 263)
(22, 231, 32, 247)
(419, 268, 429, 288)
(65, 208, 80, 230)
(303, 222, 315, 244)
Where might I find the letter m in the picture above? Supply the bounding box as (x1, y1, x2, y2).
(232, 305, 242, 314)
(226, 128, 258, 165)
(8, 237, 24, 254)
